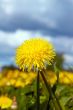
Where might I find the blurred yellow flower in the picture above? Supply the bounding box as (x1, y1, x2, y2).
(0, 78, 8, 86)
(12, 70, 19, 78)
(6, 70, 13, 79)
(10, 79, 16, 86)
(0, 73, 2, 79)
(45, 71, 57, 85)
(0, 96, 12, 109)
(29, 72, 36, 77)
(25, 79, 32, 85)
(19, 72, 28, 79)
(46, 71, 73, 85)
(59, 72, 73, 84)
(15, 79, 25, 88)
(16, 38, 55, 71)
(1, 69, 73, 87)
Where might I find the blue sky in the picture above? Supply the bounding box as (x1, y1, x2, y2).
(0, 0, 73, 68)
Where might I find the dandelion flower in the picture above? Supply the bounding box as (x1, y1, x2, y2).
(16, 38, 55, 71)
(0, 96, 12, 109)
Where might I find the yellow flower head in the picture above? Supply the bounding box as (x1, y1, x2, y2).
(16, 38, 55, 71)
(0, 96, 12, 109)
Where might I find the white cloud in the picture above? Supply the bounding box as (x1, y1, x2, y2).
(64, 54, 73, 63)
(0, 30, 52, 47)
(2, 5, 14, 15)
(0, 0, 14, 14)
(63, 54, 73, 69)
(51, 36, 73, 54)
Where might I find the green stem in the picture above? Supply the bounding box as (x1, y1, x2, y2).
(36, 70, 40, 110)
(40, 70, 62, 110)
(57, 71, 59, 83)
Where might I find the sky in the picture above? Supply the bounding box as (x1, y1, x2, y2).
(0, 0, 73, 68)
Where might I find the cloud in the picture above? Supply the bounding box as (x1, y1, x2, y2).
(63, 54, 73, 69)
(0, 30, 52, 47)
(64, 54, 73, 64)
(0, 0, 73, 36)
(52, 36, 73, 54)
